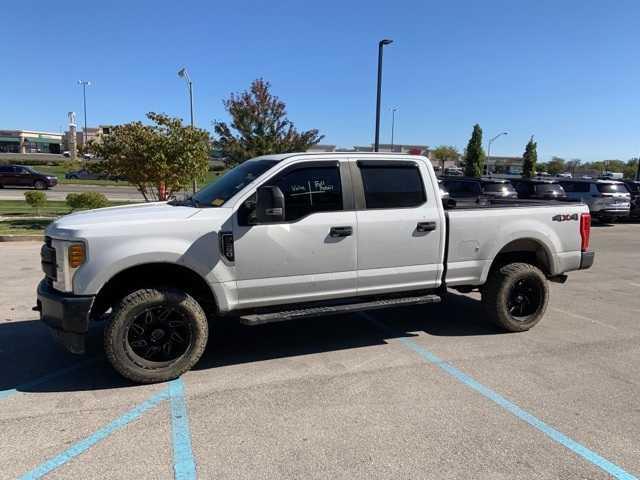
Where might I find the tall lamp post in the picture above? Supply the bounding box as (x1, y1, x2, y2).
(487, 131, 508, 175)
(374, 39, 393, 152)
(178, 67, 197, 193)
(77, 80, 91, 161)
(390, 107, 398, 151)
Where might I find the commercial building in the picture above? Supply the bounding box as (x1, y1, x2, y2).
(62, 125, 113, 151)
(0, 130, 63, 154)
(486, 156, 523, 175)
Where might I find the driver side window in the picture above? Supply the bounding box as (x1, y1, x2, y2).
(274, 166, 342, 221)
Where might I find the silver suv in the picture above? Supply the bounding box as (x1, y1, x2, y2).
(559, 179, 630, 222)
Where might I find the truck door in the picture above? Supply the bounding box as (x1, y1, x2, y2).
(353, 159, 444, 295)
(232, 160, 357, 308)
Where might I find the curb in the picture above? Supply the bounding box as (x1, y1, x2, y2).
(0, 235, 43, 242)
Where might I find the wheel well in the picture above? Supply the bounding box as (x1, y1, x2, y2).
(488, 239, 552, 278)
(91, 263, 217, 321)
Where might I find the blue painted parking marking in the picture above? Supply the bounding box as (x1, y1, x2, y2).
(360, 313, 638, 480)
(18, 387, 169, 480)
(0, 358, 97, 401)
(169, 378, 197, 479)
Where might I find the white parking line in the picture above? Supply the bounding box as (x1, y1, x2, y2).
(552, 308, 620, 331)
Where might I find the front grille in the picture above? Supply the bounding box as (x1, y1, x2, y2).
(41, 237, 57, 281)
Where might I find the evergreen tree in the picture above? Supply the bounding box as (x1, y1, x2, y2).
(522, 136, 538, 178)
(464, 124, 485, 177)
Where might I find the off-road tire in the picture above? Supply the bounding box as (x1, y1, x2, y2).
(105, 288, 208, 383)
(482, 262, 549, 332)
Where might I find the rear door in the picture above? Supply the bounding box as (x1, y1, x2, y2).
(352, 159, 444, 295)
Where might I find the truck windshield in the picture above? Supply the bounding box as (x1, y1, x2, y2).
(189, 159, 278, 207)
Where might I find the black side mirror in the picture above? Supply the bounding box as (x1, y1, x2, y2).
(256, 185, 285, 223)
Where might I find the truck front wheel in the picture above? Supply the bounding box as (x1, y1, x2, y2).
(105, 288, 208, 383)
(482, 262, 549, 332)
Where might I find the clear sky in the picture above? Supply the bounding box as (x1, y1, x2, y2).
(3, 0, 639, 161)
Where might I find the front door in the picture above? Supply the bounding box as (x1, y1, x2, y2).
(353, 159, 444, 295)
(233, 161, 357, 308)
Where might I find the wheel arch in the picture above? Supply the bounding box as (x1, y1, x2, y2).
(482, 237, 554, 284)
(90, 262, 218, 322)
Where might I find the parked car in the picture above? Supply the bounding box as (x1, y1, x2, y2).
(479, 178, 518, 199)
(623, 180, 640, 218)
(65, 168, 104, 180)
(444, 166, 464, 176)
(559, 178, 630, 222)
(37, 152, 594, 383)
(510, 178, 567, 200)
(439, 176, 483, 199)
(0, 165, 58, 189)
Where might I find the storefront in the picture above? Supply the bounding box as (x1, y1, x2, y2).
(0, 130, 63, 154)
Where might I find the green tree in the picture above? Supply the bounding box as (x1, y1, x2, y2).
(213, 79, 323, 164)
(522, 136, 538, 178)
(544, 156, 566, 175)
(624, 158, 639, 179)
(431, 145, 460, 171)
(91, 113, 210, 201)
(24, 191, 46, 216)
(463, 124, 485, 177)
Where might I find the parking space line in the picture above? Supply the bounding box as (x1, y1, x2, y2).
(18, 387, 169, 480)
(0, 358, 97, 401)
(169, 378, 197, 480)
(359, 313, 638, 480)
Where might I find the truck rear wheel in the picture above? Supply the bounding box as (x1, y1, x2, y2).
(105, 288, 208, 383)
(482, 262, 548, 332)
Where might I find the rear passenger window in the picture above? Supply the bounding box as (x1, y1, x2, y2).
(561, 182, 589, 193)
(274, 166, 342, 221)
(359, 165, 426, 208)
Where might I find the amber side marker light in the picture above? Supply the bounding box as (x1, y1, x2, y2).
(68, 244, 86, 268)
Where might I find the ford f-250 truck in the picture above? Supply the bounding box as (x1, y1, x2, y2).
(36, 153, 595, 383)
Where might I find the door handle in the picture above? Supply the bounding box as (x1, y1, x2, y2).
(416, 221, 437, 232)
(329, 226, 353, 237)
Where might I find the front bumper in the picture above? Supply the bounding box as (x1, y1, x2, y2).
(580, 251, 595, 270)
(36, 279, 94, 354)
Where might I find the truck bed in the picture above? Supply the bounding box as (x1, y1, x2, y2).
(444, 197, 582, 210)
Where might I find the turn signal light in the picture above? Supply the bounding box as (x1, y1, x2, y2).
(68, 244, 86, 268)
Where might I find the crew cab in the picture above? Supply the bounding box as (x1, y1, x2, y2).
(36, 153, 595, 383)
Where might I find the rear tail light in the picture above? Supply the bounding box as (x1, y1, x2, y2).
(580, 213, 591, 252)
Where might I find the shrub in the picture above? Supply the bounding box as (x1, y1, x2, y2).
(66, 192, 109, 211)
(24, 191, 47, 215)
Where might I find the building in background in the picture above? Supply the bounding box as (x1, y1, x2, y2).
(62, 125, 113, 151)
(485, 156, 523, 175)
(0, 130, 63, 154)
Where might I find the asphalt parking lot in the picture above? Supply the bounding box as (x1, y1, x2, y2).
(1, 223, 639, 479)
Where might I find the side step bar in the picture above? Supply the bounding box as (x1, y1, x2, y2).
(239, 294, 441, 326)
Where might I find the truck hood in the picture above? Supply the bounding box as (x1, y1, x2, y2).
(46, 202, 211, 237)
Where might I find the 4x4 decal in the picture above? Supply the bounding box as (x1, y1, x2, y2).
(552, 213, 579, 222)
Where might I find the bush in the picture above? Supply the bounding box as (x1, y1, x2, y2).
(66, 192, 109, 211)
(24, 191, 47, 215)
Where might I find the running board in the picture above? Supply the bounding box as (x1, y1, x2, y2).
(238, 294, 441, 326)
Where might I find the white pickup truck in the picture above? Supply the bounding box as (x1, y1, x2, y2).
(37, 153, 595, 383)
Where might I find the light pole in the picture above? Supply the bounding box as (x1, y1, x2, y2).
(178, 67, 197, 193)
(77, 80, 91, 159)
(390, 107, 398, 151)
(374, 39, 393, 152)
(487, 131, 508, 175)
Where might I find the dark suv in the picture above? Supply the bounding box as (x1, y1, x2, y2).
(510, 178, 567, 200)
(623, 180, 640, 218)
(0, 165, 58, 189)
(439, 176, 518, 201)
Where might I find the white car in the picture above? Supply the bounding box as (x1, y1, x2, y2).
(37, 152, 595, 383)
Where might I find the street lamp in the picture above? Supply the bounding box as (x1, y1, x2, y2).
(77, 80, 91, 156)
(487, 131, 508, 175)
(374, 38, 393, 152)
(390, 107, 398, 151)
(177, 67, 197, 193)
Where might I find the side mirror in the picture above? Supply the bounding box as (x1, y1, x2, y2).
(256, 185, 285, 223)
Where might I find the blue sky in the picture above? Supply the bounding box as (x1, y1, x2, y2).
(3, 0, 639, 161)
